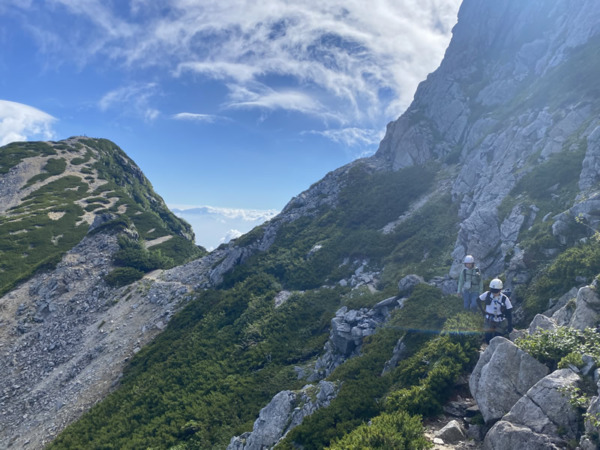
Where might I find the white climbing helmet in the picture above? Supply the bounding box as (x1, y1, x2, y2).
(463, 255, 475, 264)
(489, 278, 503, 290)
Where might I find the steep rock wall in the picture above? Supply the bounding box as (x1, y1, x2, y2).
(374, 0, 600, 279)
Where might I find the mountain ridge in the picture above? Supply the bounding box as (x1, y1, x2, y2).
(4, 0, 600, 448)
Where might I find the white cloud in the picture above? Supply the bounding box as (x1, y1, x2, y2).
(225, 84, 330, 117)
(220, 229, 243, 245)
(176, 61, 259, 84)
(172, 112, 224, 123)
(99, 83, 160, 121)
(311, 127, 384, 148)
(171, 204, 278, 250)
(13, 0, 461, 127)
(0, 100, 57, 146)
(171, 205, 278, 222)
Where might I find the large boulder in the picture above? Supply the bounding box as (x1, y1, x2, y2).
(528, 314, 558, 335)
(568, 286, 600, 330)
(546, 287, 579, 320)
(483, 421, 568, 450)
(469, 337, 549, 423)
(584, 395, 600, 438)
(397, 274, 424, 295)
(484, 368, 581, 449)
(435, 420, 467, 444)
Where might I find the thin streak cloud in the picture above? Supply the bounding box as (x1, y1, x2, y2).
(173, 112, 225, 123)
(99, 83, 161, 121)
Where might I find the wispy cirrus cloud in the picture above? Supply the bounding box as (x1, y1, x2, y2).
(307, 127, 385, 157)
(172, 112, 226, 124)
(311, 127, 383, 148)
(9, 0, 461, 146)
(0, 100, 57, 146)
(99, 83, 160, 121)
(225, 83, 332, 118)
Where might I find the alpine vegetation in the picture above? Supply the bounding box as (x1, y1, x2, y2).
(4, 0, 600, 449)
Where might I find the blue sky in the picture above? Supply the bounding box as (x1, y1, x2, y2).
(0, 0, 461, 249)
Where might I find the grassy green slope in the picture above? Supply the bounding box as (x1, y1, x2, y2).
(0, 138, 204, 296)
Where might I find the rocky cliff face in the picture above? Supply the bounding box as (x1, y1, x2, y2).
(216, 1, 600, 446)
(375, 0, 600, 281)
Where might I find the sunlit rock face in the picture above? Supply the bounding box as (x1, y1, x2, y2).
(374, 0, 600, 280)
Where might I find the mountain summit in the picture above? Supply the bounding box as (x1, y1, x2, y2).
(4, 0, 600, 448)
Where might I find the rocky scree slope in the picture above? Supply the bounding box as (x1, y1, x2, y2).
(0, 137, 206, 448)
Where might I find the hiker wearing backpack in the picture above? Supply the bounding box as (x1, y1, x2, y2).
(478, 278, 513, 344)
(456, 255, 483, 311)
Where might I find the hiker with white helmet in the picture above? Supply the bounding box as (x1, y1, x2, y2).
(478, 278, 513, 343)
(456, 255, 483, 311)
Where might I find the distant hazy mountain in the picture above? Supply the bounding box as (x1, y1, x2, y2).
(171, 205, 278, 250)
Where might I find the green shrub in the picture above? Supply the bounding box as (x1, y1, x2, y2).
(50, 277, 337, 449)
(512, 149, 584, 201)
(150, 236, 206, 266)
(381, 194, 459, 284)
(521, 241, 600, 322)
(386, 330, 479, 417)
(71, 149, 93, 165)
(336, 164, 435, 230)
(389, 284, 462, 334)
(84, 204, 104, 212)
(85, 197, 111, 204)
(558, 351, 584, 369)
(0, 176, 88, 296)
(0, 141, 56, 174)
(516, 327, 600, 371)
(325, 411, 431, 449)
(105, 267, 145, 287)
(112, 236, 173, 273)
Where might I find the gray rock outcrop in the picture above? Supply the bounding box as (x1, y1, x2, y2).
(528, 314, 558, 335)
(397, 274, 424, 295)
(567, 286, 600, 330)
(311, 296, 403, 380)
(435, 420, 467, 444)
(483, 420, 567, 450)
(484, 369, 581, 449)
(373, 0, 600, 281)
(469, 337, 549, 423)
(0, 217, 291, 448)
(382, 336, 408, 375)
(227, 381, 339, 450)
